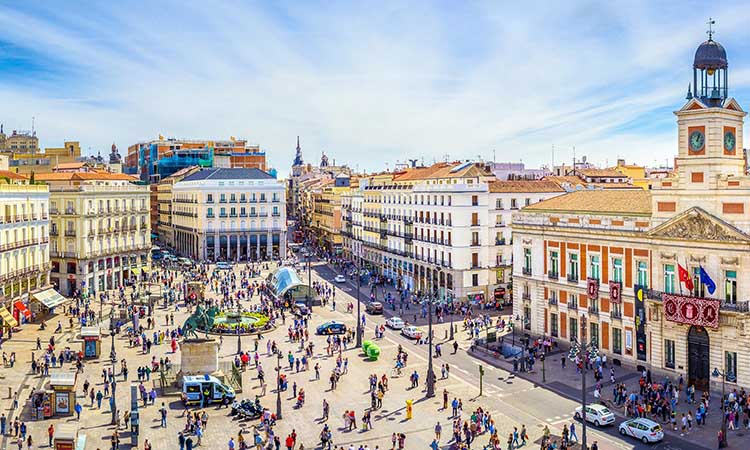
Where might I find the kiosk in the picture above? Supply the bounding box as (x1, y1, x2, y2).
(80, 327, 102, 358)
(29, 389, 54, 420)
(49, 372, 77, 416)
(53, 424, 77, 450)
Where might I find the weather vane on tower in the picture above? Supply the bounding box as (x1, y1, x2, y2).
(706, 17, 715, 40)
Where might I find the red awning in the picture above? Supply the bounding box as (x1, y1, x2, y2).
(13, 301, 31, 320)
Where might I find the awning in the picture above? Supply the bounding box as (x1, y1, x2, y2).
(0, 306, 18, 327)
(141, 267, 150, 273)
(32, 288, 69, 309)
(131, 268, 141, 275)
(13, 301, 31, 320)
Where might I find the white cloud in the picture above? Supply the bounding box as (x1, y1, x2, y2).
(1, 1, 750, 177)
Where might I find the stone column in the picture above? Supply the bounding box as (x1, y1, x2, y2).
(226, 233, 231, 260)
(256, 235, 261, 261)
(236, 235, 241, 261)
(214, 233, 219, 260)
(267, 233, 273, 260)
(246, 234, 251, 259)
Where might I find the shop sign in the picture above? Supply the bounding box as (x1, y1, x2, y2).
(662, 293, 720, 329)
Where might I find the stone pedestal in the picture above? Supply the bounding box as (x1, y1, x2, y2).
(179, 338, 219, 378)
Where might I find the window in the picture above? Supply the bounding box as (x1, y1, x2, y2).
(665, 339, 675, 369)
(550, 313, 558, 337)
(220, 207, 226, 217)
(589, 255, 600, 280)
(637, 261, 648, 287)
(511, 198, 517, 209)
(207, 207, 214, 218)
(471, 213, 479, 226)
(471, 195, 478, 206)
(240, 194, 246, 202)
(230, 194, 236, 202)
(612, 258, 623, 282)
(612, 328, 622, 355)
(569, 318, 578, 342)
(549, 251, 559, 276)
(664, 264, 675, 294)
(523, 306, 531, 330)
(472, 274, 479, 286)
(590, 323, 599, 348)
(692, 267, 706, 298)
(220, 194, 226, 203)
(523, 248, 532, 272)
(525, 198, 531, 206)
(496, 199, 503, 210)
(725, 270, 737, 305)
(569, 253, 579, 281)
(725, 352, 738, 381)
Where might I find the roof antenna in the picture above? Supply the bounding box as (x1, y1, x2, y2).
(707, 17, 715, 41)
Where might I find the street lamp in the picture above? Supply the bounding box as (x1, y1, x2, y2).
(306, 246, 313, 312)
(448, 291, 454, 341)
(109, 312, 117, 362)
(276, 352, 283, 420)
(426, 271, 437, 398)
(712, 367, 731, 448)
(568, 316, 598, 450)
(355, 263, 363, 348)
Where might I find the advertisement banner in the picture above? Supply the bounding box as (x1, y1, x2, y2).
(662, 293, 720, 329)
(609, 281, 622, 304)
(633, 285, 648, 361)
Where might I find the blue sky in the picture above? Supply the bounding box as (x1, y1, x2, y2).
(2, 1, 750, 176)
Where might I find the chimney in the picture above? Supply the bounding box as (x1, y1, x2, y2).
(617, 158, 625, 167)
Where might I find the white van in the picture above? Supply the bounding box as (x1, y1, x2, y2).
(182, 374, 236, 406)
(574, 403, 615, 426)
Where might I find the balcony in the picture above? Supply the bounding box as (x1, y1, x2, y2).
(50, 208, 59, 214)
(64, 229, 76, 237)
(548, 297, 558, 306)
(567, 273, 579, 283)
(64, 208, 76, 215)
(548, 271, 559, 280)
(471, 240, 480, 247)
(568, 301, 578, 310)
(272, 198, 280, 203)
(588, 306, 600, 316)
(720, 301, 750, 313)
(272, 212, 281, 217)
(522, 267, 532, 276)
(522, 292, 531, 301)
(496, 238, 506, 245)
(206, 213, 215, 219)
(50, 228, 59, 236)
(610, 309, 622, 319)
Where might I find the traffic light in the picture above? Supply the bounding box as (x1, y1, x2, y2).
(479, 365, 484, 377)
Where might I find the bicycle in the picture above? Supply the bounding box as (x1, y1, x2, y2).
(390, 366, 403, 377)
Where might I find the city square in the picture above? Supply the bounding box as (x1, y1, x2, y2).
(3, 4, 750, 450)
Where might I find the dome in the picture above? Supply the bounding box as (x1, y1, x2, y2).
(693, 39, 727, 70)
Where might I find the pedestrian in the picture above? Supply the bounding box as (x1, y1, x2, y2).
(47, 424, 54, 447)
(569, 422, 578, 443)
(434, 422, 442, 441)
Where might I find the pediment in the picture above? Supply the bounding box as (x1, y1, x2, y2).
(724, 98, 745, 113)
(679, 98, 707, 112)
(647, 207, 750, 242)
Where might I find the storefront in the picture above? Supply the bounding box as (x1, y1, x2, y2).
(13, 300, 31, 324)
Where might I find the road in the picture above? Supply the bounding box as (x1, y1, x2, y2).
(304, 252, 712, 450)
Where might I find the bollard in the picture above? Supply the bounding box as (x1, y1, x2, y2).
(444, 330, 448, 339)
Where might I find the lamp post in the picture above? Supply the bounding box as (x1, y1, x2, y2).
(568, 315, 598, 450)
(276, 352, 283, 420)
(426, 272, 436, 398)
(712, 367, 730, 448)
(110, 353, 117, 425)
(355, 263, 363, 348)
(109, 311, 117, 362)
(307, 249, 313, 312)
(448, 291, 454, 341)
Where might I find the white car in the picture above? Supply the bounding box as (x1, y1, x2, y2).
(334, 275, 346, 283)
(401, 325, 423, 340)
(618, 418, 664, 444)
(386, 317, 405, 330)
(574, 404, 615, 426)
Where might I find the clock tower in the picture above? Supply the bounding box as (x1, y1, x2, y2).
(652, 23, 750, 229)
(674, 24, 746, 184)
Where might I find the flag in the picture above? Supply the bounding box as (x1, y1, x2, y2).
(699, 265, 716, 294)
(678, 264, 694, 291)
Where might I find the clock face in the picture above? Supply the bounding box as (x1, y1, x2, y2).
(689, 130, 705, 152)
(725, 131, 736, 151)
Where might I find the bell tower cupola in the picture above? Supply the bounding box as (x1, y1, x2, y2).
(689, 18, 728, 107)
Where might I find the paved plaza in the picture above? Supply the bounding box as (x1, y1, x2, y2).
(0, 255, 739, 450)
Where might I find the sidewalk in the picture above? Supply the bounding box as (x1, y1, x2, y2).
(470, 341, 745, 449)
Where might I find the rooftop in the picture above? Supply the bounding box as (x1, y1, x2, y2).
(181, 167, 275, 182)
(488, 180, 564, 193)
(522, 189, 652, 216)
(36, 171, 139, 182)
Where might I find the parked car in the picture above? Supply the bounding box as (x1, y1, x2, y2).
(316, 321, 347, 335)
(401, 325, 423, 340)
(618, 418, 664, 444)
(366, 302, 383, 315)
(385, 317, 405, 330)
(216, 262, 232, 270)
(334, 275, 346, 283)
(574, 404, 615, 426)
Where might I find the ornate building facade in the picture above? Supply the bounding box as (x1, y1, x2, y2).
(512, 33, 750, 390)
